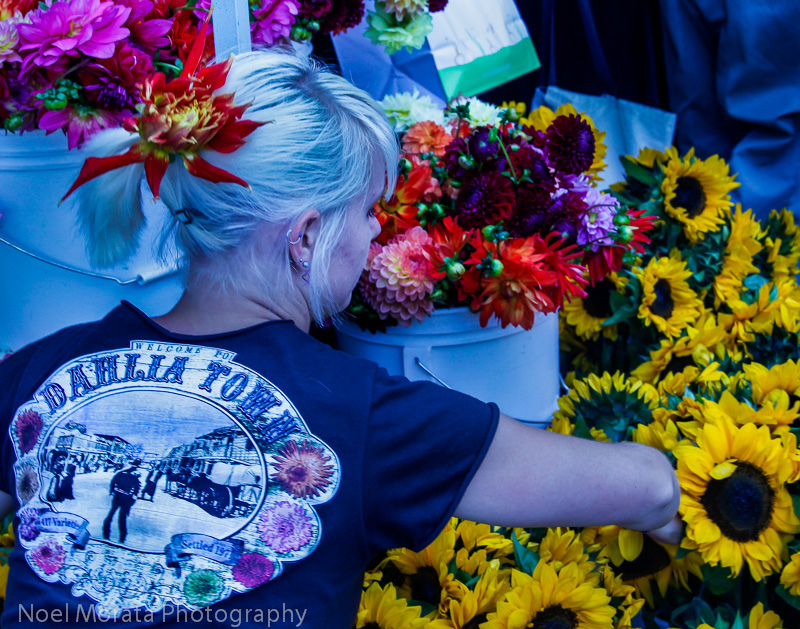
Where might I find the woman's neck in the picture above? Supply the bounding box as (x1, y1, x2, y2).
(151, 288, 311, 335)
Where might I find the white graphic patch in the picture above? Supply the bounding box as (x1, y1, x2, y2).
(10, 341, 340, 619)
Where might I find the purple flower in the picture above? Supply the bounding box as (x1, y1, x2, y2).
(30, 538, 65, 575)
(455, 171, 516, 229)
(506, 182, 553, 238)
(233, 552, 275, 587)
(545, 114, 595, 175)
(468, 127, 498, 162)
(17, 0, 131, 78)
(39, 104, 127, 149)
(0, 19, 22, 64)
(299, 0, 333, 19)
(577, 189, 618, 249)
(258, 500, 313, 554)
(18, 507, 40, 541)
(78, 42, 153, 110)
(14, 409, 43, 456)
(250, 0, 300, 46)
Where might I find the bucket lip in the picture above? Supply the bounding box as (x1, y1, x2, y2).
(336, 306, 557, 340)
(0, 130, 79, 160)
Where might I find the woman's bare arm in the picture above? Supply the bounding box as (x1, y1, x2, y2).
(455, 413, 680, 538)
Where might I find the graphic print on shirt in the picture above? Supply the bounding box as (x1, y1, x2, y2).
(10, 341, 340, 618)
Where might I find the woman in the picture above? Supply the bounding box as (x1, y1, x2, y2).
(0, 48, 679, 627)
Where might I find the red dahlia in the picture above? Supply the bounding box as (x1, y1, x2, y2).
(455, 171, 516, 229)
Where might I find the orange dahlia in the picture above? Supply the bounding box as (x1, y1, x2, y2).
(402, 120, 453, 157)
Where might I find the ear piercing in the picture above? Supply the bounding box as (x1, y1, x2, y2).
(286, 229, 302, 245)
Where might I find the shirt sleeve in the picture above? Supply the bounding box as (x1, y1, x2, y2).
(361, 367, 499, 553)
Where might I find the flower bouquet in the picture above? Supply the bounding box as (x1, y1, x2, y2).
(347, 94, 655, 332)
(353, 149, 800, 629)
(0, 0, 444, 148)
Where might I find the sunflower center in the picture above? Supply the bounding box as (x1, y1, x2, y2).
(532, 605, 578, 629)
(651, 279, 674, 318)
(663, 353, 695, 375)
(674, 176, 707, 217)
(583, 278, 614, 319)
(617, 535, 671, 580)
(361, 623, 381, 629)
(701, 462, 775, 542)
(463, 612, 489, 629)
(409, 566, 441, 605)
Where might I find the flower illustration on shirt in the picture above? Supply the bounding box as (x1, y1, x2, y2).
(30, 538, 65, 575)
(15, 461, 40, 504)
(15, 409, 43, 455)
(258, 500, 313, 554)
(232, 552, 275, 587)
(18, 508, 40, 542)
(183, 569, 225, 607)
(271, 439, 334, 499)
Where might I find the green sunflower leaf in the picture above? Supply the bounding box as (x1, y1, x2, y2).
(675, 545, 694, 559)
(511, 532, 539, 576)
(621, 156, 658, 187)
(700, 563, 737, 595)
(573, 416, 593, 440)
(730, 613, 745, 629)
(776, 584, 800, 611)
(407, 600, 438, 616)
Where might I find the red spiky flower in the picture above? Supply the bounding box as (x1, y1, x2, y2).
(61, 12, 266, 203)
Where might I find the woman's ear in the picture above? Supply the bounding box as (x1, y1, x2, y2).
(288, 209, 321, 263)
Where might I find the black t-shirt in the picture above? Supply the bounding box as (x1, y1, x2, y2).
(0, 302, 499, 627)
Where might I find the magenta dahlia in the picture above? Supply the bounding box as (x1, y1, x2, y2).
(544, 114, 595, 175)
(251, 0, 300, 46)
(17, 0, 132, 78)
(454, 170, 516, 229)
(361, 227, 437, 325)
(0, 19, 22, 65)
(39, 104, 127, 149)
(116, 0, 172, 55)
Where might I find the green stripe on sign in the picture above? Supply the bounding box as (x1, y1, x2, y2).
(438, 37, 540, 99)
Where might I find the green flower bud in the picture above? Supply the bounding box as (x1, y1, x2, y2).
(290, 25, 310, 40)
(4, 115, 24, 132)
(44, 95, 68, 111)
(489, 259, 504, 277)
(430, 203, 445, 218)
(398, 158, 413, 175)
(457, 155, 474, 171)
(618, 225, 635, 244)
(613, 213, 631, 227)
(416, 203, 429, 217)
(446, 260, 466, 281)
(307, 20, 320, 31)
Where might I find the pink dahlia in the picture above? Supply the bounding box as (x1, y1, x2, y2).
(382, 0, 427, 21)
(31, 538, 66, 575)
(17, 0, 131, 78)
(361, 226, 437, 325)
(271, 439, 334, 499)
(116, 0, 171, 55)
(251, 0, 300, 46)
(0, 19, 22, 64)
(39, 104, 127, 149)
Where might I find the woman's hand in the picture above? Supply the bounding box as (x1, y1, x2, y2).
(645, 514, 683, 546)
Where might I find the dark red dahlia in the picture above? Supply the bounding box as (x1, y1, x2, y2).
(78, 43, 154, 110)
(318, 0, 365, 34)
(455, 171, 516, 229)
(545, 114, 595, 175)
(15, 409, 43, 456)
(428, 0, 448, 11)
(509, 146, 555, 192)
(506, 182, 553, 237)
(299, 0, 333, 19)
(443, 136, 471, 179)
(550, 190, 588, 221)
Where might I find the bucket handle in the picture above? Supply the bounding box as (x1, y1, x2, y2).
(0, 234, 175, 285)
(413, 357, 452, 389)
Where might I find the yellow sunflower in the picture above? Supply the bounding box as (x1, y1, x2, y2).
(535, 528, 596, 578)
(581, 526, 703, 609)
(633, 252, 703, 339)
(608, 147, 667, 197)
(748, 602, 784, 629)
(484, 562, 615, 629)
(563, 274, 626, 341)
(745, 360, 800, 412)
(633, 416, 681, 453)
(674, 421, 800, 580)
(761, 208, 800, 280)
(355, 582, 428, 629)
(551, 372, 659, 442)
(780, 551, 800, 596)
(660, 146, 739, 242)
(719, 279, 800, 348)
(427, 563, 511, 629)
(600, 566, 645, 629)
(387, 524, 461, 613)
(631, 316, 727, 384)
(524, 103, 607, 180)
(713, 205, 763, 308)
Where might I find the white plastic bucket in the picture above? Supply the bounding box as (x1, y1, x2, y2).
(0, 132, 182, 352)
(335, 308, 560, 427)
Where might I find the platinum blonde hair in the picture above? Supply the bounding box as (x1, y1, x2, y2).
(73, 47, 399, 323)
